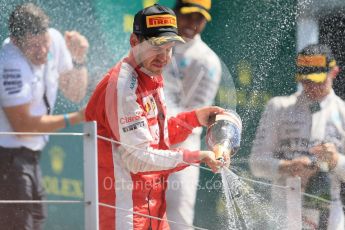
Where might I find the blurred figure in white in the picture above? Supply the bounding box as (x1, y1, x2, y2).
(164, 0, 222, 228)
(0, 3, 88, 229)
(250, 44, 345, 230)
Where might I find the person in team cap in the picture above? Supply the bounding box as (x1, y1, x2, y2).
(163, 0, 222, 228)
(250, 44, 345, 229)
(86, 4, 226, 229)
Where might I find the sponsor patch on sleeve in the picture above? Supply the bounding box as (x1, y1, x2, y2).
(2, 68, 23, 95)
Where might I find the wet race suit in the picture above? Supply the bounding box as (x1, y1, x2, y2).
(85, 53, 204, 230)
(250, 90, 345, 230)
(163, 34, 221, 229)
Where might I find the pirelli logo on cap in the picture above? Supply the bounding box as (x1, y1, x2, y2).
(146, 14, 177, 28)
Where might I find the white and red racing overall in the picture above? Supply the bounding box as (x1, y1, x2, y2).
(85, 53, 202, 230)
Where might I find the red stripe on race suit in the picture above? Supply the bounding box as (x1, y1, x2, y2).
(86, 64, 122, 230)
(86, 54, 202, 229)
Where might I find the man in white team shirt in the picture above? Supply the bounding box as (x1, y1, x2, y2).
(164, 0, 222, 228)
(249, 44, 345, 229)
(0, 3, 88, 229)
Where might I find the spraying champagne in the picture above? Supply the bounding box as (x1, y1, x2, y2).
(206, 109, 242, 167)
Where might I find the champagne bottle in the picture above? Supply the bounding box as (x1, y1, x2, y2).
(206, 110, 242, 163)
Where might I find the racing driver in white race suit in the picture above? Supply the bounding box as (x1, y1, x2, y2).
(250, 44, 345, 230)
(163, 0, 222, 228)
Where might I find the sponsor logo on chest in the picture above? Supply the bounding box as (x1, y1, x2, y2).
(129, 75, 136, 90)
(122, 121, 145, 133)
(120, 115, 141, 124)
(143, 95, 158, 119)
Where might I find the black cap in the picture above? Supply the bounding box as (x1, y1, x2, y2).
(296, 44, 337, 83)
(133, 4, 184, 46)
(174, 0, 212, 21)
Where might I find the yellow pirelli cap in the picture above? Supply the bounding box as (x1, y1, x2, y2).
(296, 72, 328, 83)
(296, 44, 337, 83)
(175, 0, 212, 21)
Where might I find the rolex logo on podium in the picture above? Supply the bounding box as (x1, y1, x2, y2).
(206, 110, 242, 163)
